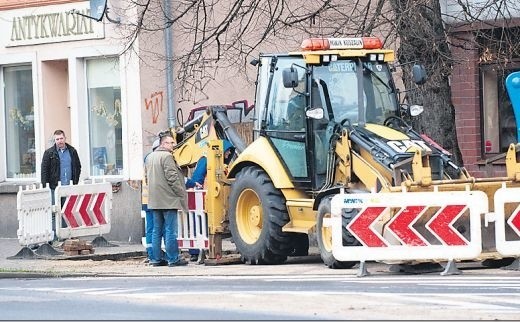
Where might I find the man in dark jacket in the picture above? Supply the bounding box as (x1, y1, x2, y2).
(41, 129, 82, 191)
(41, 130, 81, 242)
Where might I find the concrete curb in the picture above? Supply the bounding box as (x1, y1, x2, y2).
(50, 251, 147, 261)
(0, 271, 100, 279)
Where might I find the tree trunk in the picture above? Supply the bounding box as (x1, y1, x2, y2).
(389, 0, 464, 167)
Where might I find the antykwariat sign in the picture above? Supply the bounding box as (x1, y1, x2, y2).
(8, 8, 104, 47)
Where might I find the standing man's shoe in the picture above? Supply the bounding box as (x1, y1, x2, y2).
(168, 258, 188, 267)
(150, 260, 168, 267)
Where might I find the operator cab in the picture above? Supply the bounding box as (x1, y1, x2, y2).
(253, 37, 401, 192)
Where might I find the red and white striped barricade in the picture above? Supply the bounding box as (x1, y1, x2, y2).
(54, 181, 112, 239)
(494, 187, 520, 257)
(177, 189, 209, 250)
(328, 189, 487, 263)
(16, 184, 54, 246)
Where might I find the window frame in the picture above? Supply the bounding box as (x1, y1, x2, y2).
(85, 57, 123, 178)
(480, 62, 520, 158)
(2, 63, 37, 181)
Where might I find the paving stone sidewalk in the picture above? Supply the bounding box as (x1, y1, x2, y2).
(0, 236, 336, 278)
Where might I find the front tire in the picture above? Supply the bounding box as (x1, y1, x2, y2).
(229, 166, 292, 264)
(316, 197, 359, 269)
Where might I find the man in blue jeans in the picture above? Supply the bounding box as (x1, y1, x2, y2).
(144, 132, 188, 267)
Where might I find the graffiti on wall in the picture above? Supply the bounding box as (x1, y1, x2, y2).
(144, 91, 164, 124)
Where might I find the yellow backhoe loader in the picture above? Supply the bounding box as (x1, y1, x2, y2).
(171, 38, 520, 269)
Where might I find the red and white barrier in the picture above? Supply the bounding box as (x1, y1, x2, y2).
(177, 189, 209, 250)
(141, 190, 209, 252)
(328, 189, 486, 262)
(54, 182, 112, 239)
(494, 187, 520, 257)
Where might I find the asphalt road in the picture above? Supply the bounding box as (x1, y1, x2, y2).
(1, 271, 519, 320)
(2, 237, 520, 320)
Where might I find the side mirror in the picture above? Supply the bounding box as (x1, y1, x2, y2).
(306, 107, 324, 120)
(282, 67, 299, 88)
(412, 64, 427, 85)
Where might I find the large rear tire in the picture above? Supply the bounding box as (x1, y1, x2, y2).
(229, 166, 292, 264)
(316, 197, 359, 269)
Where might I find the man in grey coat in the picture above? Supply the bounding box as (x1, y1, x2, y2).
(145, 132, 188, 267)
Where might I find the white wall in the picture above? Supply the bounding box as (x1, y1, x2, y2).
(440, 0, 520, 24)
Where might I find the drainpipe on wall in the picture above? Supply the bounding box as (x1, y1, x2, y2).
(164, 0, 176, 129)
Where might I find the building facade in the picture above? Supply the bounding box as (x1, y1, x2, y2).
(0, 0, 164, 241)
(442, 0, 520, 177)
(0, 0, 255, 242)
(2, 0, 518, 242)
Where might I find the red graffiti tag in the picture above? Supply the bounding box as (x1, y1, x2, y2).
(144, 91, 164, 124)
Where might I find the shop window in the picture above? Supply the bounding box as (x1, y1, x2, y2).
(481, 67, 519, 155)
(3, 65, 35, 179)
(86, 58, 123, 176)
